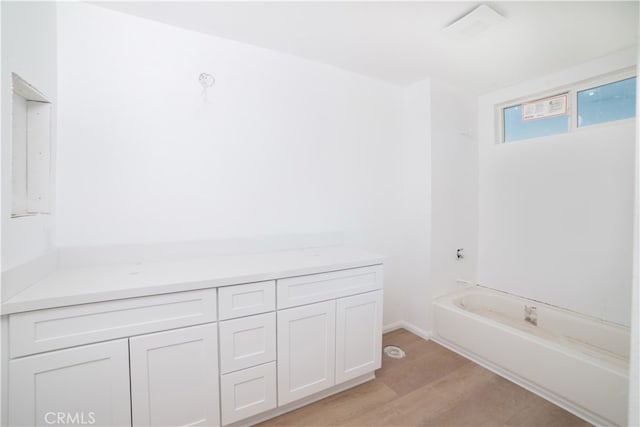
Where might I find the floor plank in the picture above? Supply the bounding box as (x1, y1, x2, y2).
(258, 329, 592, 427)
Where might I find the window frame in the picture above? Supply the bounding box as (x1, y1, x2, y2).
(496, 67, 637, 144)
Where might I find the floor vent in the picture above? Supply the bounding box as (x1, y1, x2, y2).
(383, 345, 406, 359)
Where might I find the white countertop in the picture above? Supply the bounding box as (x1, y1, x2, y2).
(2, 246, 384, 315)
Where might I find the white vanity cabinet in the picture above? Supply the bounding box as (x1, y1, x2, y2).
(10, 324, 221, 427)
(276, 265, 384, 406)
(9, 339, 132, 427)
(277, 300, 337, 405)
(218, 281, 278, 425)
(4, 248, 384, 427)
(335, 290, 383, 384)
(130, 323, 220, 427)
(8, 288, 218, 358)
(7, 289, 220, 427)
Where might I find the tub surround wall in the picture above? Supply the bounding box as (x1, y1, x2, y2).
(429, 79, 478, 306)
(388, 78, 478, 337)
(477, 48, 637, 326)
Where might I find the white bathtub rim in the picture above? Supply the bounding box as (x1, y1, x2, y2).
(431, 334, 617, 427)
(435, 285, 629, 368)
(434, 293, 629, 376)
(437, 284, 630, 330)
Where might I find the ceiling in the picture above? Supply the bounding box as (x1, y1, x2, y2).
(94, 1, 639, 94)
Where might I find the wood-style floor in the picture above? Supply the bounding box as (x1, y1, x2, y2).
(259, 328, 591, 427)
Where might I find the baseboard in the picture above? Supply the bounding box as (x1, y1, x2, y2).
(402, 321, 432, 341)
(383, 320, 432, 341)
(382, 321, 405, 333)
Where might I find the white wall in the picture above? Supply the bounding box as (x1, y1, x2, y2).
(429, 80, 478, 303)
(1, 2, 57, 275)
(389, 79, 431, 334)
(1, 3, 57, 423)
(56, 3, 411, 325)
(388, 78, 478, 335)
(478, 49, 637, 326)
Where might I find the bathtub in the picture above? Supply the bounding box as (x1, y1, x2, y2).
(432, 286, 630, 426)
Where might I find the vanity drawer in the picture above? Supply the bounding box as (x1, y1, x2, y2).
(220, 362, 277, 425)
(277, 265, 383, 309)
(219, 312, 276, 374)
(218, 280, 275, 320)
(9, 288, 217, 358)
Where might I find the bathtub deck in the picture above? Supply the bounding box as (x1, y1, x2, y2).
(258, 328, 591, 427)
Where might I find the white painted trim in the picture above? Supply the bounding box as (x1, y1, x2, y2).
(383, 320, 432, 341)
(382, 321, 405, 334)
(431, 335, 610, 427)
(401, 321, 432, 341)
(1, 317, 9, 427)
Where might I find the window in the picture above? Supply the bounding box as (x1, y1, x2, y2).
(11, 73, 52, 217)
(577, 77, 636, 127)
(503, 97, 569, 143)
(499, 70, 636, 144)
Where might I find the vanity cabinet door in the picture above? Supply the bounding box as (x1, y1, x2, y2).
(129, 323, 220, 427)
(9, 339, 131, 427)
(277, 300, 336, 405)
(335, 290, 383, 384)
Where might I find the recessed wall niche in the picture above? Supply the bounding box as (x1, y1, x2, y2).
(11, 73, 52, 217)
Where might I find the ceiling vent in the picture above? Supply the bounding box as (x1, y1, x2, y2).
(443, 4, 505, 39)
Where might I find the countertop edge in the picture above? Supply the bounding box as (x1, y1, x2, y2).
(1, 255, 385, 315)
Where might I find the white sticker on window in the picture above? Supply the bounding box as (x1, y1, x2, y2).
(522, 94, 568, 121)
